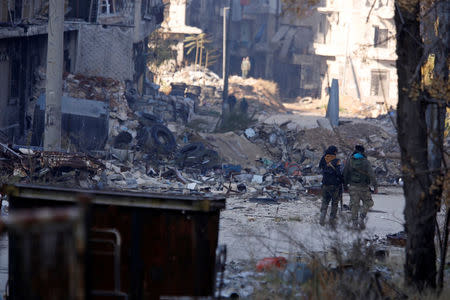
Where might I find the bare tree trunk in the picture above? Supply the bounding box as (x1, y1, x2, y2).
(395, 1, 436, 290)
(438, 207, 450, 290)
(433, 0, 450, 291)
(44, 0, 64, 151)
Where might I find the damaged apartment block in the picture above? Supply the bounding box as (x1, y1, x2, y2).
(0, 0, 164, 146)
(184, 0, 397, 106)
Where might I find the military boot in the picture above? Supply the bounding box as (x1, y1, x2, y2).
(359, 215, 366, 230)
(329, 218, 337, 229)
(319, 212, 326, 226)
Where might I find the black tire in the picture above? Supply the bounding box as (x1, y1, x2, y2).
(150, 124, 176, 154)
(179, 142, 205, 155)
(201, 149, 219, 167)
(175, 142, 205, 168)
(136, 112, 162, 127)
(114, 131, 133, 148)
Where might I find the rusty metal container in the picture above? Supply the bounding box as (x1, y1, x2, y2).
(3, 184, 226, 300)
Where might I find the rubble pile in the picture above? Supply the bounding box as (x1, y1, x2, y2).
(157, 65, 285, 114)
(6, 120, 396, 193)
(0, 141, 302, 199)
(239, 117, 401, 185)
(2, 68, 402, 196)
(126, 93, 195, 127)
(64, 73, 140, 150)
(0, 143, 103, 187)
(64, 74, 124, 102)
(157, 65, 223, 103)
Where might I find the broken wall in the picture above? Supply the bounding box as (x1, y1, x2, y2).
(75, 24, 134, 81)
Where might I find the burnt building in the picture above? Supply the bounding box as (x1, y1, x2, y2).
(0, 0, 164, 144)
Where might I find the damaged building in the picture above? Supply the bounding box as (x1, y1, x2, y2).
(0, 0, 164, 145)
(313, 0, 398, 107)
(182, 0, 397, 104)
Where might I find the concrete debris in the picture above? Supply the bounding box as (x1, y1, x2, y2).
(251, 175, 263, 184)
(187, 183, 197, 190)
(199, 132, 269, 168)
(0, 143, 23, 159)
(156, 65, 285, 113)
(0, 67, 405, 274)
(245, 128, 256, 139)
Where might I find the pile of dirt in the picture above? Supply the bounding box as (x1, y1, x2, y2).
(229, 76, 285, 113)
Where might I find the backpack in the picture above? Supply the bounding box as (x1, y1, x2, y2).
(350, 158, 369, 184)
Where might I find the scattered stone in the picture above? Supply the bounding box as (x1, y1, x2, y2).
(245, 128, 256, 138)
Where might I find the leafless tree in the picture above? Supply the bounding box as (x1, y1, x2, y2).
(395, 0, 449, 291)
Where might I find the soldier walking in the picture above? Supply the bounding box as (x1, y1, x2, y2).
(319, 145, 343, 227)
(343, 145, 378, 230)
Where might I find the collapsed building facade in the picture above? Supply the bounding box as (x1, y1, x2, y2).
(182, 0, 397, 105)
(0, 0, 164, 144)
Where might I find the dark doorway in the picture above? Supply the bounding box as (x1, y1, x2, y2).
(274, 62, 301, 98)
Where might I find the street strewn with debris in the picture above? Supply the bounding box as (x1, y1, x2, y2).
(0, 68, 418, 298)
(0, 0, 449, 299)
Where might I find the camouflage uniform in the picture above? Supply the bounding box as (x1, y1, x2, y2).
(343, 152, 377, 229)
(348, 185, 374, 226)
